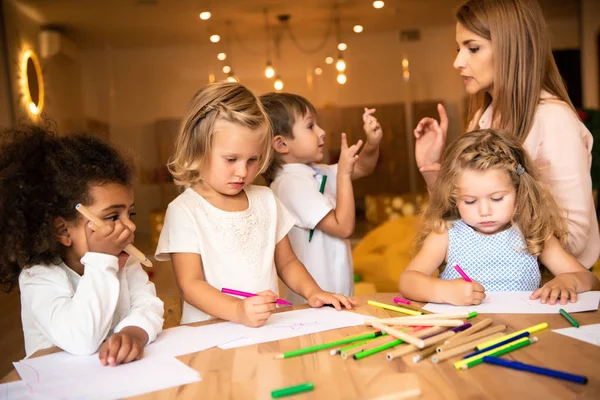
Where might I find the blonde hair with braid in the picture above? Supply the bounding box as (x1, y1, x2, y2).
(417, 129, 567, 257)
(168, 81, 272, 188)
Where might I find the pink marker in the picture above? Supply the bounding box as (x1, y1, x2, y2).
(453, 264, 472, 282)
(393, 296, 411, 305)
(221, 287, 293, 306)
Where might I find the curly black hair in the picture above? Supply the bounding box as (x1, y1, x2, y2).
(0, 125, 134, 292)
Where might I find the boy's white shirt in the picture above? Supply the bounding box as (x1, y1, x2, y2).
(155, 185, 296, 324)
(270, 163, 354, 304)
(19, 252, 164, 357)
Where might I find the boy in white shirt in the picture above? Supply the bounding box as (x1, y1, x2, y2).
(261, 93, 383, 304)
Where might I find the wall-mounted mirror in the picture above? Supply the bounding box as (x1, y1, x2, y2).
(21, 50, 44, 116)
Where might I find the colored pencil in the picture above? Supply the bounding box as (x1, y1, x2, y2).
(432, 332, 505, 363)
(364, 326, 445, 361)
(412, 345, 438, 363)
(476, 322, 547, 350)
(456, 337, 537, 370)
(453, 264, 472, 282)
(370, 322, 426, 348)
(368, 319, 465, 327)
(75, 204, 152, 267)
(271, 382, 315, 398)
(445, 318, 493, 344)
(367, 300, 422, 316)
(221, 288, 292, 306)
(274, 330, 384, 359)
(462, 332, 530, 359)
(482, 356, 588, 384)
(308, 175, 327, 242)
(437, 325, 507, 353)
(392, 302, 434, 315)
(559, 308, 579, 328)
(393, 296, 411, 305)
(367, 311, 472, 324)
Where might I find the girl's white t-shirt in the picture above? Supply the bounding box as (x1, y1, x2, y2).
(155, 185, 296, 324)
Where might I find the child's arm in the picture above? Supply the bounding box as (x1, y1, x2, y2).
(315, 133, 362, 239)
(530, 235, 600, 305)
(399, 230, 486, 305)
(171, 253, 278, 327)
(19, 253, 121, 356)
(352, 108, 383, 180)
(275, 235, 357, 309)
(99, 262, 165, 366)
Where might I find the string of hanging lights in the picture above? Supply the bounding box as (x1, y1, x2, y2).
(198, 1, 384, 87)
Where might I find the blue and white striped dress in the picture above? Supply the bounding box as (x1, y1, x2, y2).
(439, 220, 541, 291)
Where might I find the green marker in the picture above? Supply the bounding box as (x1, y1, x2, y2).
(272, 382, 315, 398)
(559, 308, 579, 328)
(461, 338, 536, 369)
(309, 175, 327, 242)
(275, 330, 384, 359)
(354, 339, 404, 360)
(468, 311, 478, 319)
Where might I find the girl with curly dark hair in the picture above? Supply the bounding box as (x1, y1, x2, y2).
(0, 125, 163, 365)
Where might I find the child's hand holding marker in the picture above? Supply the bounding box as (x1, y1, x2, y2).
(236, 290, 278, 328)
(443, 264, 485, 306)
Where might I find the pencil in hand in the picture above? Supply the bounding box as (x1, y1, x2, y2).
(75, 203, 153, 267)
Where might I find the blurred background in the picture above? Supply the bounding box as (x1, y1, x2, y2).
(1, 0, 599, 377)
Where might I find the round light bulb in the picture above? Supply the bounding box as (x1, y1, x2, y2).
(199, 12, 211, 20)
(314, 67, 323, 75)
(353, 25, 364, 33)
(217, 53, 227, 61)
(223, 65, 231, 73)
(336, 59, 346, 72)
(373, 1, 385, 9)
(274, 78, 284, 91)
(337, 43, 347, 51)
(402, 58, 409, 68)
(226, 73, 239, 83)
(210, 34, 220, 43)
(325, 56, 334, 65)
(337, 73, 347, 84)
(265, 64, 275, 79)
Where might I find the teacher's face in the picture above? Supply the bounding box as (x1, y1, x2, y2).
(453, 23, 494, 95)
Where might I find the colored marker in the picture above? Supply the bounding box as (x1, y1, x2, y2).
(393, 296, 411, 305)
(221, 288, 292, 306)
(482, 356, 588, 385)
(462, 331, 530, 359)
(559, 308, 579, 328)
(453, 264, 472, 282)
(309, 175, 327, 242)
(367, 300, 422, 316)
(274, 330, 385, 359)
(271, 382, 315, 398)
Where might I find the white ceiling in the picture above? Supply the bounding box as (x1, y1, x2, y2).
(12, 0, 581, 49)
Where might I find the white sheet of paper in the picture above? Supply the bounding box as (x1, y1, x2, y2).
(423, 291, 600, 314)
(552, 323, 600, 347)
(218, 308, 368, 349)
(14, 353, 200, 400)
(0, 380, 31, 400)
(144, 323, 242, 358)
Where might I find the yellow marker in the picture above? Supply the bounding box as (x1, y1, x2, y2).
(367, 300, 422, 316)
(454, 336, 533, 370)
(476, 322, 547, 350)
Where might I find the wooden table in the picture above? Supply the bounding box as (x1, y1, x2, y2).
(3, 293, 599, 399)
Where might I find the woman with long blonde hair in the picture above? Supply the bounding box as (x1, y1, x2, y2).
(414, 0, 599, 268)
(399, 129, 599, 306)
